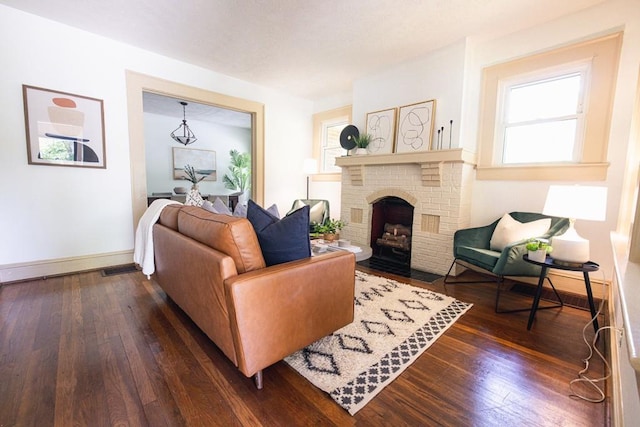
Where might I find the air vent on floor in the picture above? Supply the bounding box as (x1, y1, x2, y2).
(101, 264, 139, 277)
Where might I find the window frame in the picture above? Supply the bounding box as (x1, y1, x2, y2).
(495, 62, 590, 166)
(477, 32, 622, 181)
(312, 105, 352, 182)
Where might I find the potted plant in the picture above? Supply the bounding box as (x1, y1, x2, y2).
(223, 149, 251, 204)
(526, 238, 552, 263)
(182, 164, 206, 189)
(353, 134, 371, 155)
(312, 218, 346, 242)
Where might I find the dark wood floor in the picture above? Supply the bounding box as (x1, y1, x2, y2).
(0, 266, 609, 426)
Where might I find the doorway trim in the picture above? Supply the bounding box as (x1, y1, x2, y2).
(126, 71, 265, 228)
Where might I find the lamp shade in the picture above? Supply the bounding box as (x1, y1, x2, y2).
(542, 185, 607, 221)
(303, 158, 318, 175)
(542, 185, 607, 265)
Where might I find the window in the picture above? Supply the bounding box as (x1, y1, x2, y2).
(498, 66, 588, 165)
(321, 120, 348, 173)
(478, 32, 622, 181)
(313, 106, 352, 180)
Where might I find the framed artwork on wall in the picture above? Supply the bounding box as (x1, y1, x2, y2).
(365, 108, 396, 154)
(394, 100, 436, 154)
(23, 85, 106, 168)
(173, 147, 217, 181)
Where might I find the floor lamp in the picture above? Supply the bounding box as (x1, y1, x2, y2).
(303, 158, 318, 199)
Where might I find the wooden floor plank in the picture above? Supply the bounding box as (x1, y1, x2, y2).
(0, 267, 609, 426)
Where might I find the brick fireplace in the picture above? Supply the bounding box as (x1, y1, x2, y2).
(336, 149, 476, 275)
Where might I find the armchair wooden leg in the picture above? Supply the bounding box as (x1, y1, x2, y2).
(253, 370, 263, 389)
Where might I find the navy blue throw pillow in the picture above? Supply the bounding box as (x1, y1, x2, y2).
(247, 199, 311, 266)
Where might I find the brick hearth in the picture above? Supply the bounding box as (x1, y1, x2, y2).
(336, 149, 476, 275)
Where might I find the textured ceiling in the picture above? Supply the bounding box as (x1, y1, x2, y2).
(1, 0, 606, 101)
(143, 92, 252, 128)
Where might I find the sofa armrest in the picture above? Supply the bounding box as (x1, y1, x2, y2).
(224, 251, 355, 377)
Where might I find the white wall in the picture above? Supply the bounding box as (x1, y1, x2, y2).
(347, 0, 640, 281)
(353, 39, 467, 149)
(0, 5, 312, 275)
(465, 0, 640, 279)
(144, 112, 251, 197)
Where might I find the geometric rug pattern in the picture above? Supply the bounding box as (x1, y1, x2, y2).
(285, 271, 472, 415)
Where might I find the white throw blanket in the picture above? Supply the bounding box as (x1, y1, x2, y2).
(134, 199, 181, 279)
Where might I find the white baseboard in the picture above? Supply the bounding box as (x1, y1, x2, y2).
(0, 250, 134, 284)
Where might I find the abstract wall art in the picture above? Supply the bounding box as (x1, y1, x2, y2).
(365, 108, 396, 154)
(23, 85, 106, 168)
(394, 100, 436, 154)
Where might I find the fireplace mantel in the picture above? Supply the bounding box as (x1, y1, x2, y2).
(335, 148, 476, 187)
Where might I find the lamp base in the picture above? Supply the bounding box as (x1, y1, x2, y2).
(550, 226, 590, 264)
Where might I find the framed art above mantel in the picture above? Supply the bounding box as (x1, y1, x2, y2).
(394, 99, 436, 154)
(365, 108, 396, 155)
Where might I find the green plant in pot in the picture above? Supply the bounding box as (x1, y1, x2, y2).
(526, 238, 552, 262)
(353, 133, 371, 155)
(222, 149, 251, 202)
(182, 164, 206, 188)
(312, 218, 346, 242)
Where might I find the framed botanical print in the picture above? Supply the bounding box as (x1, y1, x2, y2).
(394, 100, 436, 154)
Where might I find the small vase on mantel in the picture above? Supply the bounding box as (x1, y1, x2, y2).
(354, 148, 368, 155)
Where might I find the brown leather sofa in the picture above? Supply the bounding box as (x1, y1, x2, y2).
(153, 205, 356, 388)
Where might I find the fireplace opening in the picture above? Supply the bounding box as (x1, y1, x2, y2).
(370, 196, 414, 265)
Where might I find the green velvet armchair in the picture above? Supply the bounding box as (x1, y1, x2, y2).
(289, 199, 330, 231)
(444, 212, 570, 312)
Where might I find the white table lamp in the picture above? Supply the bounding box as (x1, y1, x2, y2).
(303, 158, 318, 199)
(542, 185, 607, 265)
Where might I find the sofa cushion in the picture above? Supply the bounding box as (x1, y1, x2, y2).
(489, 213, 551, 251)
(233, 203, 247, 217)
(158, 204, 182, 230)
(177, 206, 266, 273)
(247, 199, 311, 266)
(233, 202, 277, 219)
(212, 197, 233, 215)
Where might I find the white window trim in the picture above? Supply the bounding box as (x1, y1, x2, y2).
(313, 105, 352, 182)
(477, 32, 622, 181)
(494, 61, 591, 166)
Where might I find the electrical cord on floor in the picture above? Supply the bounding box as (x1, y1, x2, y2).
(569, 270, 621, 403)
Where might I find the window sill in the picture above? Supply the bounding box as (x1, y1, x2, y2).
(476, 162, 609, 181)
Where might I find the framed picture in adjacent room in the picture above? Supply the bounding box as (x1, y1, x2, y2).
(394, 99, 436, 154)
(173, 147, 217, 181)
(365, 108, 396, 154)
(23, 85, 106, 168)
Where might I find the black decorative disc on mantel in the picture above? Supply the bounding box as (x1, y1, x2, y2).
(340, 125, 359, 150)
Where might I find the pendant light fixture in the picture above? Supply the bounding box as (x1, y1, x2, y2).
(171, 101, 197, 146)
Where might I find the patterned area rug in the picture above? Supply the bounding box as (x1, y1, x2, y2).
(285, 271, 472, 415)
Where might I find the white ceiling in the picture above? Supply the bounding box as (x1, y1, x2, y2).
(1, 0, 606, 101)
(143, 92, 252, 128)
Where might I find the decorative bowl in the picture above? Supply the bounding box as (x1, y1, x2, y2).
(173, 186, 188, 194)
(338, 239, 351, 247)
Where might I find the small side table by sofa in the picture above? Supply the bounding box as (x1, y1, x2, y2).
(523, 255, 600, 332)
